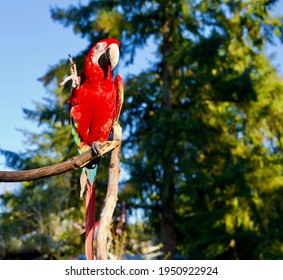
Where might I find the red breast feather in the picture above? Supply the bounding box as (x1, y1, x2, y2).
(69, 63, 117, 146)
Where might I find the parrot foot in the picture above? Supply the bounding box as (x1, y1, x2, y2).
(92, 142, 104, 158)
(58, 54, 79, 88)
(58, 74, 79, 88)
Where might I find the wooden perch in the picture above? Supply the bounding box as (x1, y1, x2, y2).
(0, 141, 119, 183)
(96, 123, 122, 260)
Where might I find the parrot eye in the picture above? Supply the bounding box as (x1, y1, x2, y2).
(95, 44, 101, 50)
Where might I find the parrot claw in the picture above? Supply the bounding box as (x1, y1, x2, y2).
(58, 54, 79, 88)
(92, 141, 104, 158)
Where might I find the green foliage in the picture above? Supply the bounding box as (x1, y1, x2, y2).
(1, 0, 283, 259)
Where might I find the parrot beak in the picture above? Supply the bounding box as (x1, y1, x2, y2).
(98, 43, 120, 71)
(108, 43, 120, 70)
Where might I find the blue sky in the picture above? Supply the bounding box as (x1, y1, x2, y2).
(0, 0, 283, 179)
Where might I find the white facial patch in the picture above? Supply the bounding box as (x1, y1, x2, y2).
(91, 41, 108, 65)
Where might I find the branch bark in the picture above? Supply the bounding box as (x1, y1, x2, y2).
(0, 141, 119, 183)
(96, 123, 122, 260)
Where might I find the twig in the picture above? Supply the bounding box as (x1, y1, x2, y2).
(0, 141, 119, 183)
(96, 123, 122, 260)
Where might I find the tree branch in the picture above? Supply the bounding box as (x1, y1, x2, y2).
(96, 123, 122, 260)
(0, 141, 119, 183)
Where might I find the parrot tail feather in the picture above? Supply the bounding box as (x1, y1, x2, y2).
(85, 181, 96, 260)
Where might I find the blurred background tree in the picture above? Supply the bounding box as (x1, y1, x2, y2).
(1, 0, 283, 259)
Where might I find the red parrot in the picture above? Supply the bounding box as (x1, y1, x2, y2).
(67, 38, 123, 260)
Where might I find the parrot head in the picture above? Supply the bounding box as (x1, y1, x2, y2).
(86, 38, 120, 75)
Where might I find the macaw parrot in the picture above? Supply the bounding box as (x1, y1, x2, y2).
(67, 38, 123, 260)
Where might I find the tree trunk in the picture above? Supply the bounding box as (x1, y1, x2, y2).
(160, 0, 176, 259)
(161, 177, 175, 259)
